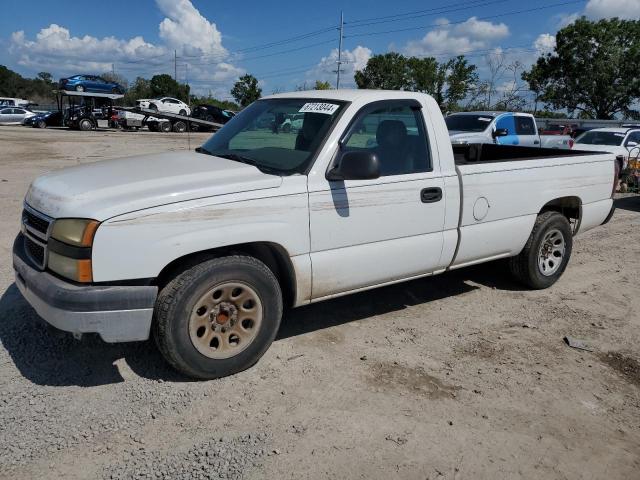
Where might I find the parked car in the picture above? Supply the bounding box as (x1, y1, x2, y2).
(59, 75, 125, 94)
(280, 113, 305, 133)
(14, 90, 616, 379)
(573, 127, 640, 171)
(0, 97, 29, 107)
(190, 104, 235, 131)
(136, 97, 190, 116)
(27, 110, 64, 128)
(446, 112, 574, 149)
(0, 107, 36, 125)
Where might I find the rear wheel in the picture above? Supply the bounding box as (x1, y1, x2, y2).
(508, 211, 573, 289)
(153, 256, 283, 379)
(78, 118, 93, 131)
(159, 121, 172, 133)
(178, 109, 187, 116)
(173, 121, 187, 133)
(75, 85, 85, 92)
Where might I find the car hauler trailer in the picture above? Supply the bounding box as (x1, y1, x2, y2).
(116, 106, 224, 133)
(54, 90, 124, 130)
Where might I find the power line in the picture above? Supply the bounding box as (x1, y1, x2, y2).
(345, 0, 587, 38)
(346, 0, 509, 28)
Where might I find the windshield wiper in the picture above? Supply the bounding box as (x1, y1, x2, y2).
(213, 152, 280, 175)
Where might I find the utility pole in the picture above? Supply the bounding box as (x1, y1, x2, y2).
(111, 63, 115, 76)
(174, 50, 177, 81)
(336, 11, 344, 89)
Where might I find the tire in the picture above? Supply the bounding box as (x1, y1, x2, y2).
(508, 211, 573, 289)
(149, 103, 158, 111)
(79, 118, 93, 131)
(148, 123, 158, 132)
(178, 109, 187, 116)
(75, 85, 85, 92)
(153, 256, 283, 379)
(37, 120, 47, 129)
(173, 121, 187, 133)
(159, 121, 172, 133)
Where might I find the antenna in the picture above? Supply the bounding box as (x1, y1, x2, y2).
(336, 11, 344, 89)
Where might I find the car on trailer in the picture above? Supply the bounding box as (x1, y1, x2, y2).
(190, 104, 235, 131)
(59, 75, 125, 94)
(136, 97, 191, 116)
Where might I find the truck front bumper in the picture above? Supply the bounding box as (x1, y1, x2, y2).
(12, 235, 157, 343)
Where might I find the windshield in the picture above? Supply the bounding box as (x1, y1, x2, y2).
(575, 131, 624, 146)
(199, 98, 347, 175)
(445, 114, 493, 132)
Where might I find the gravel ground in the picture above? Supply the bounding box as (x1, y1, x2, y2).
(0, 125, 639, 479)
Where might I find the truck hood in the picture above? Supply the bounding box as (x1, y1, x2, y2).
(448, 131, 489, 143)
(25, 151, 283, 220)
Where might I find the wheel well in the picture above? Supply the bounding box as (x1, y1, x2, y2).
(155, 242, 296, 307)
(540, 196, 581, 233)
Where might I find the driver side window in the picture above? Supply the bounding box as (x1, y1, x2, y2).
(342, 103, 431, 176)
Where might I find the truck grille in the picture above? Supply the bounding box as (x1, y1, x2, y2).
(21, 205, 53, 270)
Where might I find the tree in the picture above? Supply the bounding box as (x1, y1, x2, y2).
(231, 74, 261, 107)
(442, 56, 478, 112)
(522, 17, 640, 119)
(354, 53, 408, 90)
(37, 72, 53, 84)
(101, 72, 129, 90)
(149, 74, 189, 101)
(314, 80, 331, 90)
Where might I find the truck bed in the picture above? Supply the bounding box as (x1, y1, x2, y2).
(453, 143, 595, 165)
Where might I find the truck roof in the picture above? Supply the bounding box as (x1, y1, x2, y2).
(263, 89, 433, 103)
(587, 127, 639, 133)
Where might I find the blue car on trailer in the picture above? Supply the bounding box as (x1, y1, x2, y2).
(59, 75, 125, 94)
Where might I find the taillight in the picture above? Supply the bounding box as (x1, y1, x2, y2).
(613, 156, 622, 197)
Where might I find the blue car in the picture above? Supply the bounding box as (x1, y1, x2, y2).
(59, 75, 125, 94)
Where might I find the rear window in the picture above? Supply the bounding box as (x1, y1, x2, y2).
(445, 114, 493, 132)
(575, 131, 625, 146)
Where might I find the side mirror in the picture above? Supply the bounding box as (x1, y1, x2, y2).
(327, 150, 380, 181)
(492, 128, 509, 138)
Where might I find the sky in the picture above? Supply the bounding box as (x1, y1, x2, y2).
(1, 0, 639, 101)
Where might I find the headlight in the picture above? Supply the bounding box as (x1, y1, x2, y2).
(51, 218, 99, 247)
(48, 218, 99, 282)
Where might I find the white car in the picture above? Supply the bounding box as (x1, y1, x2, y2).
(0, 107, 36, 125)
(136, 97, 191, 116)
(573, 127, 640, 171)
(14, 90, 616, 379)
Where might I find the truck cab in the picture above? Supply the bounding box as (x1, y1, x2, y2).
(447, 111, 573, 149)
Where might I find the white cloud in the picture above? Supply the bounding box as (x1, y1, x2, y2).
(156, 0, 226, 57)
(403, 17, 509, 57)
(534, 33, 556, 55)
(585, 0, 640, 19)
(307, 46, 373, 88)
(7, 0, 240, 96)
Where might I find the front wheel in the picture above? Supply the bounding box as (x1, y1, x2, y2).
(153, 256, 283, 379)
(78, 118, 93, 131)
(75, 85, 85, 92)
(508, 211, 573, 289)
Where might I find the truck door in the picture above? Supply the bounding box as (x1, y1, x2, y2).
(495, 114, 519, 145)
(308, 100, 446, 300)
(514, 114, 539, 146)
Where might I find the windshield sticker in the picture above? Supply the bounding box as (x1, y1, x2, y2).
(299, 102, 340, 115)
(478, 117, 492, 122)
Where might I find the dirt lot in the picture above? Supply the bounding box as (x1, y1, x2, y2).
(0, 125, 639, 479)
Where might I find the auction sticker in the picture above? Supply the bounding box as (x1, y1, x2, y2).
(299, 102, 340, 115)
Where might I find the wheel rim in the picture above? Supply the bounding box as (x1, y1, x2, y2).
(537, 228, 565, 276)
(188, 282, 263, 360)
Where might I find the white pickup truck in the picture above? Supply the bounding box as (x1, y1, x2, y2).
(446, 111, 574, 149)
(14, 90, 616, 379)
